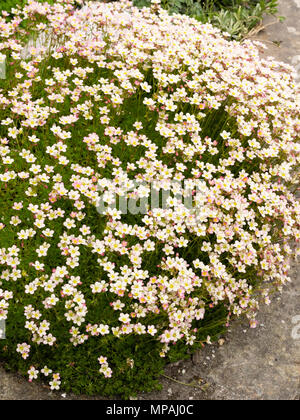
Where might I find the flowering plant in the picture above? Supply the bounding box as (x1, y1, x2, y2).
(0, 0, 299, 397)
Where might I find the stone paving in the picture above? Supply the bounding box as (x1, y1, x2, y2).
(0, 0, 299, 400)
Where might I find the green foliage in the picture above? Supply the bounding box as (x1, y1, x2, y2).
(0, 302, 227, 397)
(0, 4, 229, 396)
(209, 0, 282, 39)
(133, 0, 281, 39)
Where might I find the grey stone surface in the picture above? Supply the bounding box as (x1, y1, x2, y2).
(252, 0, 300, 77)
(0, 0, 299, 400)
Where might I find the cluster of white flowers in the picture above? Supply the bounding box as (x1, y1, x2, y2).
(0, 0, 299, 390)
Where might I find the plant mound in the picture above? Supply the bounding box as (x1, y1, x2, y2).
(0, 0, 299, 397)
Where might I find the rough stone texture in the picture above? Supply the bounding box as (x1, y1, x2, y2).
(253, 0, 300, 80)
(0, 0, 299, 400)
